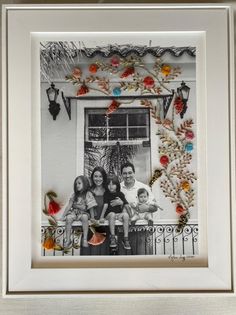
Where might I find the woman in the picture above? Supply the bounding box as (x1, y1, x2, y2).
(90, 166, 124, 220)
(90, 166, 107, 220)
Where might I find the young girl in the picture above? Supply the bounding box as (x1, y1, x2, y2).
(61, 176, 97, 248)
(99, 174, 131, 250)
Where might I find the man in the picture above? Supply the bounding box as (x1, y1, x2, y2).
(120, 162, 157, 215)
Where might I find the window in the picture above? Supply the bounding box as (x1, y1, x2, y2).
(85, 108, 150, 143)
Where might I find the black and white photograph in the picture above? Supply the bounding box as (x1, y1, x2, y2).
(40, 39, 198, 257)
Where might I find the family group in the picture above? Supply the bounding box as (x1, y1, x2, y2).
(61, 162, 158, 250)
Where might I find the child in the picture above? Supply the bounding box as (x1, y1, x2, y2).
(61, 176, 97, 248)
(99, 174, 131, 250)
(130, 188, 157, 226)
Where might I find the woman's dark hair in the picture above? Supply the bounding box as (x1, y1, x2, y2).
(74, 175, 90, 198)
(107, 174, 121, 192)
(91, 166, 107, 189)
(121, 161, 135, 174)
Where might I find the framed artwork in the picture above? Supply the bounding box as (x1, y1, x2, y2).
(2, 4, 235, 295)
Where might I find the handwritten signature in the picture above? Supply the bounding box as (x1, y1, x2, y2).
(168, 254, 194, 261)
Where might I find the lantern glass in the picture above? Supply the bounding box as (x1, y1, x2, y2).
(46, 83, 59, 102)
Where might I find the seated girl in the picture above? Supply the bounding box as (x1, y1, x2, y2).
(61, 175, 97, 248)
(99, 174, 131, 250)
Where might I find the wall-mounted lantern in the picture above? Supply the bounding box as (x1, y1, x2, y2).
(177, 81, 190, 119)
(46, 83, 60, 120)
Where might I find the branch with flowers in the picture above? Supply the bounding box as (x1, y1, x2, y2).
(145, 98, 197, 232)
(65, 55, 181, 115)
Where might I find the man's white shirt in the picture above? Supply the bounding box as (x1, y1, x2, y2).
(120, 179, 155, 204)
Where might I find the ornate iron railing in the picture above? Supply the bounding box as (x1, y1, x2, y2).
(41, 223, 198, 256)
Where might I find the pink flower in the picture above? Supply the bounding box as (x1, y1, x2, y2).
(72, 67, 82, 79)
(185, 130, 194, 140)
(111, 56, 120, 67)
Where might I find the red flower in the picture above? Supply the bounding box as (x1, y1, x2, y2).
(160, 155, 169, 166)
(48, 200, 60, 215)
(111, 56, 120, 67)
(120, 67, 135, 78)
(174, 97, 184, 114)
(106, 100, 121, 115)
(143, 76, 155, 88)
(89, 64, 98, 73)
(77, 84, 89, 96)
(176, 204, 185, 215)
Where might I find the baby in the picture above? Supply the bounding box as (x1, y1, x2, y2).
(130, 188, 157, 226)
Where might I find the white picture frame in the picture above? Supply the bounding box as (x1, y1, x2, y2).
(2, 3, 235, 296)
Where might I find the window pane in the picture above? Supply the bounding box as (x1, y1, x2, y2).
(88, 128, 107, 141)
(128, 113, 148, 126)
(108, 128, 127, 140)
(88, 114, 106, 127)
(129, 127, 147, 139)
(108, 114, 127, 126)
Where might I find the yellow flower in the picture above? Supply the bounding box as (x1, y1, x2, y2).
(181, 181, 190, 192)
(161, 64, 171, 76)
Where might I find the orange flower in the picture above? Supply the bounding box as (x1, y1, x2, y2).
(43, 237, 55, 250)
(72, 67, 82, 79)
(161, 64, 171, 76)
(89, 64, 98, 73)
(181, 181, 190, 192)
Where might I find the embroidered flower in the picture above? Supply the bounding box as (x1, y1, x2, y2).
(176, 204, 185, 215)
(89, 64, 98, 73)
(106, 100, 121, 115)
(112, 87, 121, 96)
(161, 64, 171, 76)
(72, 67, 82, 79)
(174, 97, 184, 114)
(120, 66, 135, 78)
(160, 155, 169, 166)
(77, 84, 89, 96)
(111, 56, 120, 67)
(185, 130, 194, 140)
(181, 181, 190, 192)
(48, 200, 60, 215)
(43, 237, 55, 250)
(143, 76, 155, 88)
(185, 142, 193, 152)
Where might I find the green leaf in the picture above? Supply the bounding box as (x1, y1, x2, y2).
(48, 217, 57, 227)
(42, 208, 48, 215)
(53, 244, 63, 251)
(46, 190, 57, 198)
